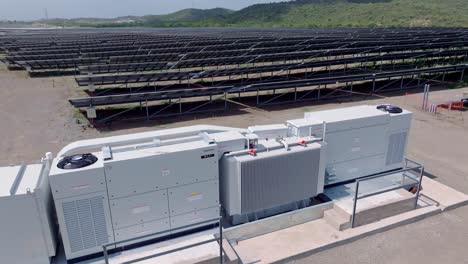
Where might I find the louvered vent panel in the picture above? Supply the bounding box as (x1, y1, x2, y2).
(62, 196, 109, 253)
(386, 132, 407, 166)
(240, 148, 321, 214)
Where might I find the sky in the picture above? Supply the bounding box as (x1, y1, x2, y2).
(0, 0, 291, 21)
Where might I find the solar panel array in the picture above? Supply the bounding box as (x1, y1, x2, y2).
(1, 27, 467, 124)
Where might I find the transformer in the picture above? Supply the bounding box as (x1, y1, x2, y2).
(220, 137, 327, 224)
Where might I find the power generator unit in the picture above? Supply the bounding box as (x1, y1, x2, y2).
(0, 105, 413, 263)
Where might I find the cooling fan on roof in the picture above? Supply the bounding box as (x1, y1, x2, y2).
(376, 104, 403, 114)
(57, 153, 98, 169)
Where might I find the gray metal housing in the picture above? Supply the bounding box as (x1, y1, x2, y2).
(220, 138, 327, 219)
(0, 159, 57, 264)
(291, 105, 412, 185)
(49, 137, 221, 260)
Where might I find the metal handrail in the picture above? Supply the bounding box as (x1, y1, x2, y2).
(350, 158, 424, 228)
(102, 212, 224, 264)
(226, 239, 244, 264)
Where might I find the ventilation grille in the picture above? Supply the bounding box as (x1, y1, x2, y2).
(386, 132, 407, 166)
(62, 196, 109, 253)
(240, 148, 321, 214)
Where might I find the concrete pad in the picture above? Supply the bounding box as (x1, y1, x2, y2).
(232, 178, 468, 263)
(324, 174, 413, 215)
(234, 218, 341, 264)
(349, 190, 416, 227)
(51, 178, 467, 264)
(233, 205, 441, 264)
(421, 177, 468, 211)
(323, 208, 351, 231)
(220, 239, 239, 264)
(107, 234, 221, 264)
(53, 229, 223, 264)
(334, 189, 414, 214)
(325, 177, 418, 227)
(110, 235, 219, 264)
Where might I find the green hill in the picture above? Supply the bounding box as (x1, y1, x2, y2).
(153, 8, 233, 22)
(45, 0, 468, 28)
(140, 8, 233, 26)
(228, 0, 468, 27)
(43, 8, 233, 27)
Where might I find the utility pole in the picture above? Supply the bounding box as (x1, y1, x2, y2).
(44, 8, 49, 20)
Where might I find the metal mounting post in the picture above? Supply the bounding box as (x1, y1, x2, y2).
(179, 98, 182, 113)
(224, 92, 228, 110)
(372, 75, 376, 94)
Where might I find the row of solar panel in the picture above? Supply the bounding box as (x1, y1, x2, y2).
(69, 64, 468, 107)
(75, 49, 468, 86)
(0, 34, 215, 50)
(8, 34, 468, 61)
(7, 30, 467, 57)
(16, 40, 468, 70)
(3, 28, 466, 53)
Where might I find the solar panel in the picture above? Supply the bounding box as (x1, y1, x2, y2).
(69, 64, 468, 108)
(2, 27, 468, 123)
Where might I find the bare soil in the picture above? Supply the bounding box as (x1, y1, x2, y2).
(0, 70, 98, 165)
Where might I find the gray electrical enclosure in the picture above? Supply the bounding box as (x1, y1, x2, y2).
(301, 105, 412, 185)
(0, 162, 57, 264)
(49, 139, 220, 260)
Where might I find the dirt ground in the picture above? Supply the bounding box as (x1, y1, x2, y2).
(0, 67, 467, 263)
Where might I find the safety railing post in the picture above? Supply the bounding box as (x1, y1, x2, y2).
(220, 220, 223, 263)
(414, 166, 425, 209)
(103, 245, 109, 264)
(351, 181, 360, 228)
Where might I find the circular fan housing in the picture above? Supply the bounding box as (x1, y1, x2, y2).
(57, 154, 98, 170)
(376, 104, 403, 114)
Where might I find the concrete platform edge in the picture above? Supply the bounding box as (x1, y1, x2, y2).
(443, 199, 468, 212)
(273, 205, 443, 264)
